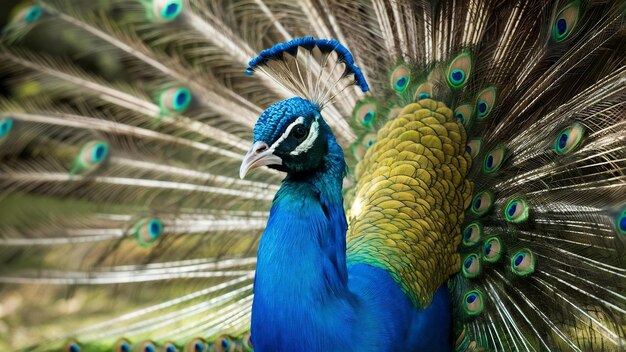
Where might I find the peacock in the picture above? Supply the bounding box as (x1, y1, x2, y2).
(0, 0, 624, 350)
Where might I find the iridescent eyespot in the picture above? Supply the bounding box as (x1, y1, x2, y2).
(462, 254, 481, 278)
(353, 102, 377, 127)
(511, 249, 535, 276)
(462, 222, 482, 246)
(554, 123, 584, 154)
(151, 0, 183, 21)
(463, 290, 484, 315)
(140, 341, 156, 352)
(454, 105, 473, 129)
(414, 82, 433, 101)
(195, 341, 204, 352)
(504, 196, 528, 223)
(115, 338, 132, 352)
(471, 191, 493, 216)
(466, 139, 482, 159)
(552, 2, 580, 42)
(66, 341, 81, 352)
(12, 5, 43, 24)
(220, 336, 232, 351)
(447, 51, 472, 88)
(133, 218, 163, 247)
(164, 342, 179, 352)
(390, 65, 411, 93)
(476, 87, 496, 119)
(483, 237, 502, 263)
(160, 87, 192, 114)
(362, 133, 377, 150)
(186, 338, 206, 352)
(0, 117, 14, 141)
(483, 147, 505, 173)
(71, 140, 109, 174)
(617, 207, 626, 236)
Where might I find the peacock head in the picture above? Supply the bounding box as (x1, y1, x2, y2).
(240, 97, 330, 178)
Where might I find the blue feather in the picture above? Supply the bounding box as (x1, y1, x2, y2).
(250, 113, 451, 351)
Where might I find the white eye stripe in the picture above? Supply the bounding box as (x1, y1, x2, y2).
(291, 116, 319, 155)
(268, 116, 305, 152)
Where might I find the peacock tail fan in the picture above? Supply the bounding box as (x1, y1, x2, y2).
(0, 0, 624, 351)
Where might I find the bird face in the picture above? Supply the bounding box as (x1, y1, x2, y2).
(240, 97, 327, 178)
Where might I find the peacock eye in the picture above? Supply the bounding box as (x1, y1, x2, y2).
(115, 338, 132, 352)
(463, 290, 484, 316)
(483, 147, 505, 173)
(462, 254, 481, 278)
(291, 124, 308, 139)
(66, 341, 81, 352)
(462, 222, 482, 246)
(554, 123, 584, 154)
(552, 2, 580, 42)
(471, 191, 493, 216)
(511, 249, 535, 276)
(483, 237, 502, 263)
(504, 196, 528, 223)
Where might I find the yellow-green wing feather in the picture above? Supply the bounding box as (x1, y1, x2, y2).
(346, 99, 473, 308)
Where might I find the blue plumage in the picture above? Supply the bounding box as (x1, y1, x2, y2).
(247, 95, 451, 351)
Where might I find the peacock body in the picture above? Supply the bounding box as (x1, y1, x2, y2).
(0, 0, 624, 351)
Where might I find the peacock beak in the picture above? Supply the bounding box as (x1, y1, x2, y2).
(239, 141, 283, 179)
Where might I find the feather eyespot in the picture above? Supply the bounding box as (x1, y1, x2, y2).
(152, 0, 183, 21)
(362, 133, 377, 150)
(414, 82, 433, 101)
(466, 139, 481, 159)
(164, 342, 179, 352)
(554, 123, 584, 154)
(160, 87, 192, 114)
(511, 249, 535, 276)
(390, 65, 411, 93)
(462, 254, 481, 278)
(462, 222, 482, 246)
(65, 340, 81, 352)
(454, 105, 473, 129)
(220, 337, 232, 351)
(354, 102, 377, 127)
(447, 51, 472, 88)
(463, 290, 484, 315)
(133, 218, 163, 247)
(552, 2, 580, 42)
(483, 237, 502, 263)
(617, 208, 626, 235)
(504, 197, 528, 223)
(13, 5, 43, 24)
(0, 117, 14, 141)
(476, 87, 496, 119)
(483, 147, 505, 173)
(115, 338, 132, 352)
(71, 140, 109, 174)
(185, 338, 206, 352)
(140, 341, 156, 352)
(471, 191, 493, 216)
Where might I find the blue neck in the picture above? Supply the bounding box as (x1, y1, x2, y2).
(250, 125, 453, 351)
(251, 131, 354, 347)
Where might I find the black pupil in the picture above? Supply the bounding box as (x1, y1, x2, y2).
(292, 125, 307, 139)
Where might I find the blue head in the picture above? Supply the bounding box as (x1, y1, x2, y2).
(240, 97, 333, 178)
